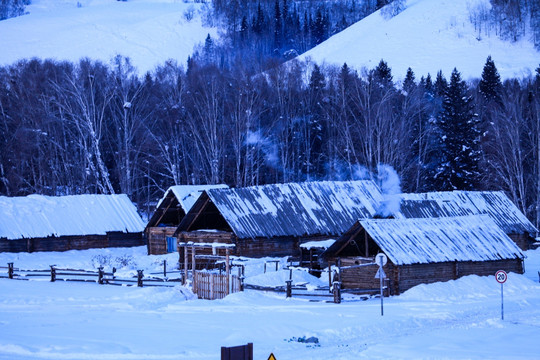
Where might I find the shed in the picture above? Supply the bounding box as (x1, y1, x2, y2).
(145, 184, 228, 254)
(320, 215, 524, 295)
(399, 191, 538, 250)
(176, 180, 384, 258)
(0, 194, 145, 252)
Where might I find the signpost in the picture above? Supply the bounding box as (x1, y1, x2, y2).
(375, 253, 387, 316)
(495, 270, 507, 320)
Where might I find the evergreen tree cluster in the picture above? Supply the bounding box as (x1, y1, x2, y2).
(206, 0, 376, 67)
(0, 0, 30, 20)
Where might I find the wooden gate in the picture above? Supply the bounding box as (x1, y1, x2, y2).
(193, 272, 242, 300)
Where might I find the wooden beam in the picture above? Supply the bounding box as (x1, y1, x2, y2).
(335, 224, 364, 256)
(225, 248, 230, 296)
(364, 229, 369, 257)
(153, 194, 177, 228)
(192, 245, 196, 292)
(184, 195, 210, 231)
(184, 243, 188, 285)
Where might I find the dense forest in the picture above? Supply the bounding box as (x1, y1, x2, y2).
(1, 0, 540, 225)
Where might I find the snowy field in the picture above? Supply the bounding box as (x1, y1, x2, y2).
(0, 247, 539, 359)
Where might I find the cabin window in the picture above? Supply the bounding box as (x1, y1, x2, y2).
(166, 237, 177, 253)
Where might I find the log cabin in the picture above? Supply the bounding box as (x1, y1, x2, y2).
(399, 191, 538, 250)
(145, 184, 228, 255)
(320, 215, 525, 295)
(175, 180, 384, 258)
(0, 194, 145, 252)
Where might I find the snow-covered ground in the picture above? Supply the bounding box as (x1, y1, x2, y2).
(299, 0, 540, 81)
(0, 247, 539, 359)
(0, 0, 216, 73)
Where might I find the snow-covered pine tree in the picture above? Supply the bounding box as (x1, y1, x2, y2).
(479, 55, 502, 105)
(436, 68, 481, 190)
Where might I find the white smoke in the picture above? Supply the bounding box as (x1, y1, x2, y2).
(375, 164, 402, 217)
(245, 130, 279, 167)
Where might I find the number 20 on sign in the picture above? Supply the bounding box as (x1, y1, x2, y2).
(495, 270, 507, 320)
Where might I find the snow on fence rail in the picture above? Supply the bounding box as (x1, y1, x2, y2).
(0, 263, 182, 288)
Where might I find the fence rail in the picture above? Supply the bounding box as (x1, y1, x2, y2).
(0, 263, 182, 288)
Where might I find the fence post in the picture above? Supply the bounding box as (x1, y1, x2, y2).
(163, 260, 167, 277)
(137, 270, 144, 287)
(286, 280, 292, 298)
(238, 267, 244, 292)
(7, 262, 13, 279)
(333, 281, 341, 304)
(98, 267, 104, 284)
(50, 265, 56, 282)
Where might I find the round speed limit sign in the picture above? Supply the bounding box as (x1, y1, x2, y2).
(495, 270, 508, 284)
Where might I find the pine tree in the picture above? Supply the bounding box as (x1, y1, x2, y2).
(273, 0, 282, 50)
(252, 2, 265, 35)
(239, 16, 249, 43)
(373, 59, 393, 86)
(312, 8, 325, 45)
(403, 67, 416, 94)
(479, 56, 502, 104)
(434, 70, 447, 97)
(435, 68, 481, 190)
(307, 64, 326, 178)
(424, 73, 433, 95)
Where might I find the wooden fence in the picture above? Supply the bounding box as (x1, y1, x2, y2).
(193, 271, 242, 300)
(0, 263, 182, 288)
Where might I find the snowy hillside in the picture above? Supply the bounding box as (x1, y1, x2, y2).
(298, 0, 540, 81)
(0, 0, 217, 74)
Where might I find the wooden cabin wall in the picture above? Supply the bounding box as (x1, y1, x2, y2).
(237, 235, 339, 258)
(107, 231, 144, 248)
(147, 227, 178, 255)
(0, 232, 143, 253)
(508, 233, 535, 250)
(179, 231, 236, 245)
(0, 238, 28, 252)
(339, 257, 390, 291)
(394, 258, 523, 295)
(339, 257, 524, 295)
(179, 231, 335, 258)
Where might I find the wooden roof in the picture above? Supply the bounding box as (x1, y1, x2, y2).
(398, 191, 537, 235)
(323, 215, 524, 266)
(177, 180, 383, 239)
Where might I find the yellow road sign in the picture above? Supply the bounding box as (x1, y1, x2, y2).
(268, 353, 276, 360)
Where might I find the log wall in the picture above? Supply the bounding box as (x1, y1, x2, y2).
(0, 232, 144, 253)
(146, 227, 178, 255)
(339, 257, 524, 295)
(508, 233, 535, 251)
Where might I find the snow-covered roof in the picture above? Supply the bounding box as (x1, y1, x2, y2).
(300, 239, 336, 250)
(0, 194, 145, 240)
(197, 180, 383, 239)
(159, 184, 229, 213)
(398, 191, 537, 235)
(359, 215, 524, 265)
